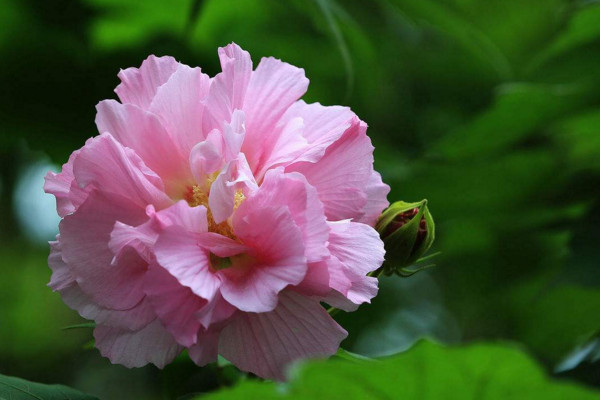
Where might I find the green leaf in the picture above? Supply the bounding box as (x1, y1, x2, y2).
(202, 341, 600, 399)
(510, 284, 600, 364)
(83, 0, 193, 49)
(530, 3, 600, 70)
(432, 82, 595, 159)
(551, 110, 600, 171)
(0, 374, 98, 400)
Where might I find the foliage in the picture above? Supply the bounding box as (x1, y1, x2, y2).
(0, 373, 98, 400)
(203, 341, 600, 399)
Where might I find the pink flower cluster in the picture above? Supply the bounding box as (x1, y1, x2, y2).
(45, 44, 389, 380)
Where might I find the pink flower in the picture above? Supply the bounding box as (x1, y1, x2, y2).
(45, 43, 389, 380)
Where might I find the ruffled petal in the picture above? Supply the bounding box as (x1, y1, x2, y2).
(72, 133, 172, 209)
(48, 238, 74, 291)
(280, 100, 355, 164)
(254, 116, 308, 179)
(247, 169, 329, 263)
(144, 262, 207, 347)
(355, 171, 390, 226)
(202, 43, 252, 133)
(95, 101, 192, 195)
(327, 220, 385, 276)
(115, 55, 179, 109)
(324, 220, 384, 307)
(189, 129, 224, 184)
(154, 226, 221, 301)
(94, 319, 182, 369)
(208, 153, 257, 224)
(344, 271, 379, 305)
(242, 57, 308, 170)
(286, 119, 373, 221)
(44, 149, 90, 217)
(292, 260, 332, 297)
(219, 291, 347, 380)
(49, 238, 155, 331)
(59, 190, 149, 310)
(188, 328, 221, 367)
(149, 64, 211, 154)
(195, 291, 236, 329)
(221, 109, 246, 162)
(220, 206, 307, 313)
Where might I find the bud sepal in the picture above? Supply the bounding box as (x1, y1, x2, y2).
(375, 199, 435, 276)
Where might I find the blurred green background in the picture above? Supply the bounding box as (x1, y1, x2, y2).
(0, 0, 599, 398)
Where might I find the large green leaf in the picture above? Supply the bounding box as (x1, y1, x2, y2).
(83, 0, 193, 49)
(551, 110, 600, 172)
(530, 3, 600, 69)
(431, 82, 596, 160)
(203, 341, 600, 399)
(0, 374, 98, 400)
(510, 284, 600, 364)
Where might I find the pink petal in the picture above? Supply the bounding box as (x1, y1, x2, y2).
(325, 255, 353, 295)
(94, 319, 182, 369)
(61, 283, 155, 331)
(73, 133, 172, 209)
(95, 101, 192, 196)
(242, 57, 309, 170)
(154, 226, 221, 301)
(254, 116, 308, 179)
(220, 206, 307, 313)
(194, 291, 236, 329)
(50, 238, 155, 330)
(149, 64, 211, 154)
(109, 220, 156, 264)
(189, 129, 224, 183)
(321, 289, 359, 312)
(188, 328, 221, 367)
(144, 262, 207, 347)
(208, 153, 257, 224)
(219, 291, 347, 380)
(59, 190, 149, 310)
(292, 260, 331, 297)
(48, 238, 74, 291)
(44, 150, 90, 217)
(221, 109, 246, 161)
(196, 233, 249, 258)
(354, 171, 390, 226)
(152, 200, 209, 234)
(108, 201, 208, 267)
(281, 100, 355, 163)
(245, 169, 329, 263)
(328, 220, 385, 276)
(286, 119, 373, 221)
(324, 220, 384, 307)
(202, 44, 252, 133)
(115, 55, 179, 109)
(344, 271, 379, 305)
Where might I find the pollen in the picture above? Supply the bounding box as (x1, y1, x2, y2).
(186, 185, 209, 208)
(234, 190, 245, 210)
(184, 183, 247, 241)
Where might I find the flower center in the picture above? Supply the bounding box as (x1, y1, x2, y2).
(184, 182, 246, 240)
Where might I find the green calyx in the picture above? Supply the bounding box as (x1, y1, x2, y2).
(210, 253, 233, 270)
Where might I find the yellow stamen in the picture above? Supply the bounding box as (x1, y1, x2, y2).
(234, 190, 245, 210)
(184, 183, 247, 241)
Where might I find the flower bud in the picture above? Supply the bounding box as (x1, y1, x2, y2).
(375, 199, 435, 276)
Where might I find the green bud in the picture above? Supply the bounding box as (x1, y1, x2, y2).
(375, 199, 435, 276)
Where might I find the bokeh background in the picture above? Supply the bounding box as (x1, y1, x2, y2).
(1, 0, 599, 398)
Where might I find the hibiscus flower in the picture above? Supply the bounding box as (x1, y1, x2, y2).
(45, 43, 389, 380)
